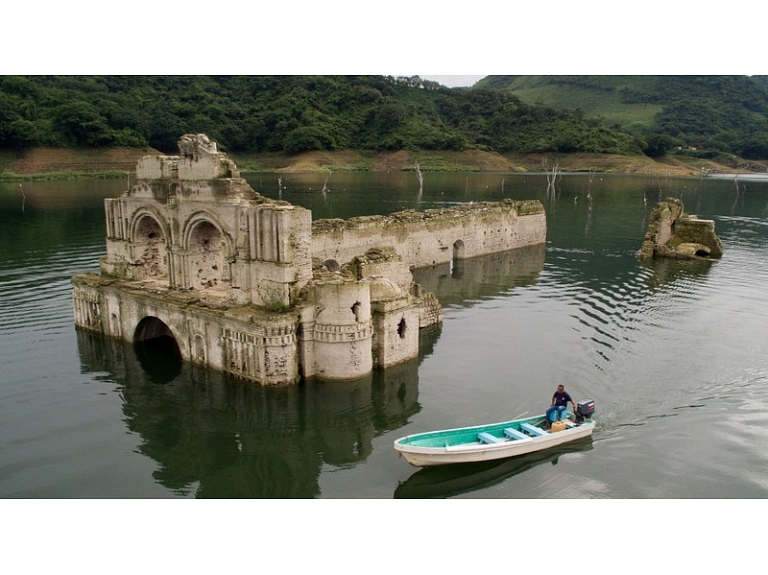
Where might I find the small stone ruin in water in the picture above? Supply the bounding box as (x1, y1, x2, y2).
(637, 198, 723, 260)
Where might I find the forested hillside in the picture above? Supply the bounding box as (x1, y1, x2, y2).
(0, 75, 644, 157)
(477, 75, 768, 159)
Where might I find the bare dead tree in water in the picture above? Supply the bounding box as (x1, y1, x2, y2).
(321, 170, 332, 197)
(580, 170, 596, 234)
(586, 170, 595, 210)
(655, 173, 672, 200)
(277, 176, 283, 197)
(733, 173, 742, 196)
(544, 159, 561, 198)
(414, 161, 424, 196)
(19, 183, 26, 213)
(733, 173, 746, 211)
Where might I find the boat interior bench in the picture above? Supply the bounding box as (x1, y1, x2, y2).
(503, 427, 529, 441)
(478, 427, 539, 444)
(477, 432, 504, 444)
(520, 422, 549, 437)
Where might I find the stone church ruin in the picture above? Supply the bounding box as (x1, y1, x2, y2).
(72, 134, 547, 385)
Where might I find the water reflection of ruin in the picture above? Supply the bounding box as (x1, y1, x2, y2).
(76, 329, 424, 498)
(640, 257, 714, 290)
(412, 243, 546, 307)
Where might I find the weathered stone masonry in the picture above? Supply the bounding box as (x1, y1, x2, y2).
(72, 134, 547, 385)
(637, 197, 723, 260)
(312, 200, 546, 270)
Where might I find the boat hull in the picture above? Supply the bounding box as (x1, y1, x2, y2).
(394, 416, 595, 467)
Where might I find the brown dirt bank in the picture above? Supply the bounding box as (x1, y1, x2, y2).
(0, 147, 158, 177)
(235, 150, 768, 177)
(2, 147, 767, 178)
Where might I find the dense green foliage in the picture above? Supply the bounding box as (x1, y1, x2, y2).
(0, 75, 644, 156)
(477, 75, 768, 159)
(6, 75, 768, 160)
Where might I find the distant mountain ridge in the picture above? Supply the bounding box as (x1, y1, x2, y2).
(476, 75, 768, 159)
(2, 75, 767, 164)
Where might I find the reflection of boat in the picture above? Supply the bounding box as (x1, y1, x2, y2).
(394, 400, 595, 467)
(395, 437, 593, 498)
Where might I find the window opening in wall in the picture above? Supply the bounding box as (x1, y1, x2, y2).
(452, 239, 465, 267)
(397, 317, 407, 339)
(324, 259, 340, 272)
(351, 301, 361, 322)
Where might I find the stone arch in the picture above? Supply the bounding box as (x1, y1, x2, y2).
(182, 213, 232, 290)
(110, 312, 121, 337)
(324, 259, 341, 273)
(191, 333, 207, 363)
(133, 316, 182, 383)
(452, 239, 466, 261)
(130, 210, 169, 278)
(135, 316, 176, 342)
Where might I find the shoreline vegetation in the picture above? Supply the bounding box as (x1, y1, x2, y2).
(2, 146, 767, 182)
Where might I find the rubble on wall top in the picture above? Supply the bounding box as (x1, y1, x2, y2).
(312, 199, 544, 232)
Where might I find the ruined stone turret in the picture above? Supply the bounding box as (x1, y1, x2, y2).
(637, 198, 723, 260)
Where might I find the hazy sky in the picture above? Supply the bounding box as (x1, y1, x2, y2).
(420, 75, 486, 87)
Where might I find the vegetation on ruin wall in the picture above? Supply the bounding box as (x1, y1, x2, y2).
(0, 75, 644, 158)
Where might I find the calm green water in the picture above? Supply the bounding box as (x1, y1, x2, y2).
(2, 171, 768, 498)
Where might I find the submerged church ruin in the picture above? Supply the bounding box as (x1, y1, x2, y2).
(637, 197, 723, 260)
(72, 134, 547, 385)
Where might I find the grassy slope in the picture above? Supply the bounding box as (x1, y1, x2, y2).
(479, 76, 663, 130)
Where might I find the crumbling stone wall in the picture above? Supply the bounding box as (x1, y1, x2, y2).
(311, 199, 546, 270)
(638, 198, 723, 260)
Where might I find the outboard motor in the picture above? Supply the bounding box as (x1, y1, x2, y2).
(575, 399, 596, 423)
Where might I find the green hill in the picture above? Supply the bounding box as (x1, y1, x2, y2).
(476, 75, 768, 159)
(477, 76, 663, 130)
(3, 75, 768, 166)
(0, 75, 644, 158)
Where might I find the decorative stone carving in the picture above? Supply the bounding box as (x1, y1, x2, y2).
(178, 133, 217, 160)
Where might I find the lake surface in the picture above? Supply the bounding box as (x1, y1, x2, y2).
(2, 171, 768, 498)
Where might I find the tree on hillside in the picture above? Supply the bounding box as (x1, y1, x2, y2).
(1, 75, 758, 159)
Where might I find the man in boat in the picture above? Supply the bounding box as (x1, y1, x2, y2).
(547, 384, 577, 423)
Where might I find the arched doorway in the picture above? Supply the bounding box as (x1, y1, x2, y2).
(452, 240, 465, 278)
(188, 220, 224, 289)
(452, 239, 465, 261)
(134, 214, 167, 278)
(133, 317, 182, 383)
